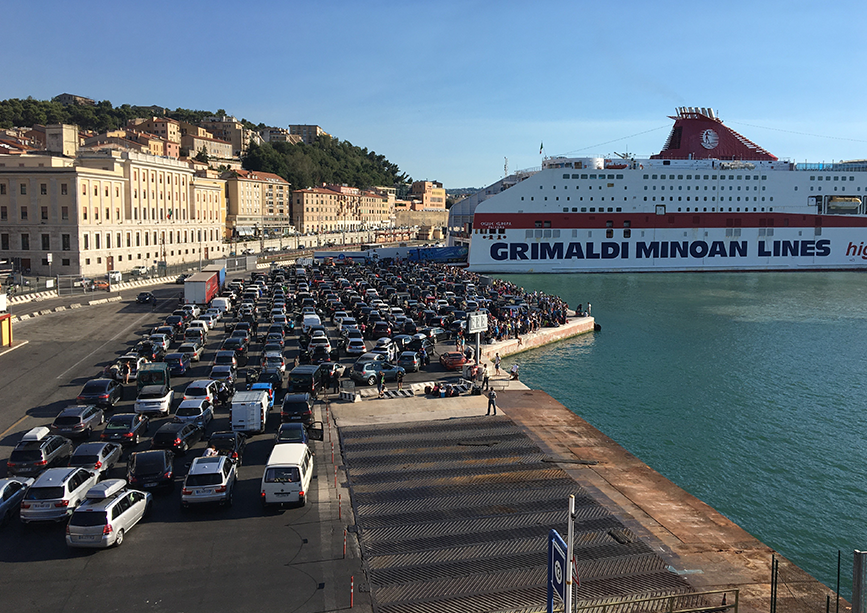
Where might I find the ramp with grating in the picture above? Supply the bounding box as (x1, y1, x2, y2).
(340, 416, 693, 613)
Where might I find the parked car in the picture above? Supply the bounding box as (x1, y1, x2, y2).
(6, 427, 73, 477)
(66, 479, 152, 548)
(280, 393, 314, 425)
(174, 399, 214, 429)
(76, 378, 123, 408)
(100, 413, 149, 446)
(134, 384, 175, 417)
(274, 422, 310, 446)
(50, 405, 105, 438)
(181, 456, 237, 508)
(0, 478, 33, 526)
(439, 351, 468, 371)
(151, 422, 202, 454)
(177, 341, 204, 362)
(68, 442, 123, 479)
(350, 361, 406, 386)
(19, 467, 100, 523)
(127, 449, 175, 492)
(164, 352, 192, 376)
(397, 351, 421, 373)
(207, 431, 246, 466)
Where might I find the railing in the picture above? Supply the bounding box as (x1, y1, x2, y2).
(571, 589, 737, 613)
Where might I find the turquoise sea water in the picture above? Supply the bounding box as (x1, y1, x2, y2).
(500, 271, 867, 598)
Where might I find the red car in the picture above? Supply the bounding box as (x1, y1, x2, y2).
(439, 351, 467, 371)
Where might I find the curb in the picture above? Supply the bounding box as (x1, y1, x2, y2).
(11, 295, 124, 323)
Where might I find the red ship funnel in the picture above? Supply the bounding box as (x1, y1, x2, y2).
(651, 107, 777, 161)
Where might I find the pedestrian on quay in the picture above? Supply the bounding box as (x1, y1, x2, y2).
(494, 353, 501, 375)
(487, 388, 498, 416)
(396, 369, 404, 391)
(121, 362, 130, 385)
(377, 372, 386, 398)
(482, 366, 490, 391)
(332, 370, 340, 395)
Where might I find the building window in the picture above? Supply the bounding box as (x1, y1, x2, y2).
(61, 183, 68, 195)
(20, 184, 26, 195)
(0, 234, 8, 250)
(0, 206, 6, 221)
(83, 234, 89, 250)
(0, 184, 5, 195)
(40, 183, 47, 195)
(61, 206, 69, 220)
(41, 234, 50, 250)
(20, 207, 27, 220)
(41, 206, 48, 220)
(21, 234, 29, 250)
(95, 234, 101, 249)
(62, 258, 70, 266)
(62, 234, 71, 251)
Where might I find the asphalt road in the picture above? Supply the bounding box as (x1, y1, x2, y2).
(0, 278, 373, 613)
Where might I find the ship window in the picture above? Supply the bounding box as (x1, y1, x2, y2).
(572, 207, 578, 212)
(834, 176, 839, 181)
(606, 229, 614, 238)
(553, 230, 560, 238)
(530, 197, 534, 201)
(711, 175, 717, 180)
(543, 229, 552, 238)
(562, 174, 570, 179)
(663, 161, 670, 165)
(589, 174, 597, 179)
(534, 221, 542, 228)
(644, 197, 647, 201)
(607, 174, 614, 179)
(616, 174, 623, 179)
(589, 207, 595, 212)
(794, 187, 798, 191)
(745, 175, 750, 180)
(521, 197, 524, 200)
(581, 208, 587, 212)
(563, 208, 569, 212)
(539, 185, 543, 189)
(572, 174, 580, 179)
(535, 230, 543, 238)
(652, 175, 658, 179)
(605, 220, 613, 228)
(643, 174, 649, 179)
(623, 229, 631, 238)
(581, 174, 588, 179)
(543, 221, 551, 228)
(525, 230, 533, 238)
(851, 176, 855, 181)
(678, 175, 683, 180)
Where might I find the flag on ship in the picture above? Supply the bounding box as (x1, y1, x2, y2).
(539, 142, 543, 154)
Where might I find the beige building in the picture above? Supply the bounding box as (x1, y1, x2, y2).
(259, 127, 302, 145)
(224, 169, 293, 239)
(200, 116, 261, 157)
(0, 150, 226, 277)
(128, 117, 181, 144)
(409, 180, 446, 211)
(54, 93, 95, 106)
(288, 125, 330, 145)
(291, 184, 391, 234)
(181, 134, 233, 160)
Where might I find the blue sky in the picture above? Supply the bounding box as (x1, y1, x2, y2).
(4, 0, 867, 189)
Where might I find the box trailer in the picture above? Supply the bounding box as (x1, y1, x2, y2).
(184, 272, 219, 306)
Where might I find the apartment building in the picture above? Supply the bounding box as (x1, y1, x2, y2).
(224, 169, 292, 238)
(0, 150, 226, 277)
(409, 180, 446, 210)
(291, 184, 391, 234)
(181, 133, 233, 160)
(288, 125, 331, 145)
(200, 116, 261, 157)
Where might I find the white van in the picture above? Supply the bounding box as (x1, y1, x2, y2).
(230, 390, 269, 434)
(210, 297, 231, 313)
(261, 444, 314, 507)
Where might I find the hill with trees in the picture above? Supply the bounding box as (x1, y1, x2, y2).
(0, 97, 411, 189)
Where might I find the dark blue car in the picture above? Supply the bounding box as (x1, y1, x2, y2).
(164, 352, 192, 376)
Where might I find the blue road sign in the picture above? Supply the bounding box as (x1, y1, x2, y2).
(548, 529, 568, 612)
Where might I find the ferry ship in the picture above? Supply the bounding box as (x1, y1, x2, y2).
(466, 108, 867, 273)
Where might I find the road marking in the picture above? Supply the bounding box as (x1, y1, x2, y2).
(55, 310, 154, 380)
(0, 340, 28, 358)
(0, 415, 28, 439)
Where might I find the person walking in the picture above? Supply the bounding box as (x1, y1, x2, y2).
(332, 370, 340, 395)
(494, 353, 501, 375)
(377, 371, 386, 398)
(487, 388, 498, 415)
(396, 369, 404, 391)
(120, 362, 130, 385)
(482, 366, 490, 391)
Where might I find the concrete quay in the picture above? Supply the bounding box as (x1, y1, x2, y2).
(332, 321, 840, 613)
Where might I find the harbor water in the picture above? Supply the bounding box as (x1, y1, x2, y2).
(500, 271, 867, 598)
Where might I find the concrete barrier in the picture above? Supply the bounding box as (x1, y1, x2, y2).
(478, 316, 596, 365)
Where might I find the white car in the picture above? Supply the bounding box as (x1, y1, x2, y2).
(20, 467, 100, 523)
(181, 456, 237, 508)
(182, 304, 201, 318)
(134, 385, 175, 417)
(177, 342, 204, 362)
(308, 336, 332, 354)
(66, 479, 151, 548)
(183, 380, 220, 405)
(345, 338, 367, 356)
(188, 320, 210, 339)
(148, 334, 171, 352)
(199, 314, 218, 330)
(174, 399, 214, 429)
(205, 308, 223, 321)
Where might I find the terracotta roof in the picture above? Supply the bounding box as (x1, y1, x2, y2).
(232, 169, 290, 184)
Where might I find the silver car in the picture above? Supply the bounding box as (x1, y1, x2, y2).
(66, 479, 152, 548)
(20, 467, 100, 523)
(181, 456, 236, 508)
(68, 442, 123, 479)
(0, 478, 33, 526)
(174, 399, 214, 429)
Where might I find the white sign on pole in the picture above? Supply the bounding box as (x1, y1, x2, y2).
(467, 311, 488, 334)
(46, 253, 53, 263)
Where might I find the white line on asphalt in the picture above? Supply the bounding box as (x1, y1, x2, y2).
(55, 310, 154, 380)
(0, 340, 29, 358)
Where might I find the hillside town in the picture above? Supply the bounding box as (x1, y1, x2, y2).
(0, 94, 448, 279)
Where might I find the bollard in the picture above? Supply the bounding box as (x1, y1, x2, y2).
(343, 528, 347, 558)
(339, 494, 342, 520)
(331, 441, 334, 464)
(334, 465, 338, 488)
(350, 575, 354, 608)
